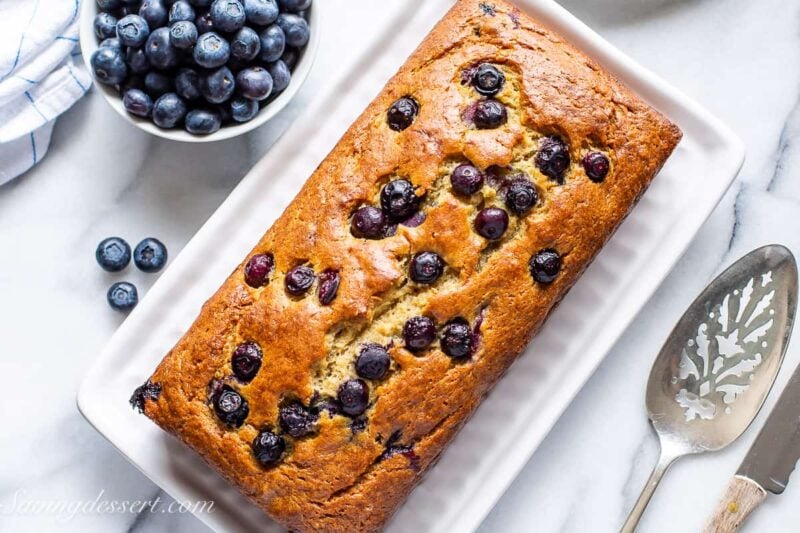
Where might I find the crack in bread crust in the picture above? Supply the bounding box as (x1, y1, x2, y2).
(140, 1, 682, 531)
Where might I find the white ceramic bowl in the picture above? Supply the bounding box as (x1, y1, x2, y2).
(79, 0, 320, 142)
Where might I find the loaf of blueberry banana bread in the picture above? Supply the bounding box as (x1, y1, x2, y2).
(131, 0, 681, 530)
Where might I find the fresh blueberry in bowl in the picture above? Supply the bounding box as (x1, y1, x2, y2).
(152, 92, 187, 128)
(252, 430, 285, 466)
(201, 66, 235, 103)
(185, 108, 222, 134)
(100, 37, 122, 51)
(258, 24, 285, 63)
(195, 10, 215, 33)
(107, 281, 139, 311)
(236, 67, 273, 100)
(244, 0, 279, 25)
(97, 0, 122, 10)
(91, 46, 128, 85)
(139, 0, 169, 28)
(210, 0, 246, 32)
(278, 0, 311, 12)
(169, 0, 196, 23)
(133, 237, 168, 272)
(94, 12, 118, 39)
(266, 59, 291, 93)
(175, 68, 201, 100)
(117, 15, 150, 47)
(96, 237, 132, 272)
(276, 13, 309, 48)
(193, 31, 230, 68)
(230, 96, 259, 122)
(123, 89, 154, 117)
(145, 27, 180, 70)
(126, 47, 150, 74)
(230, 27, 261, 61)
(144, 71, 172, 97)
(169, 20, 198, 49)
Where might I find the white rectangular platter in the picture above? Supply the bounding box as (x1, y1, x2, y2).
(78, 1, 745, 532)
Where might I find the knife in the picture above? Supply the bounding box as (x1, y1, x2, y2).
(704, 360, 800, 532)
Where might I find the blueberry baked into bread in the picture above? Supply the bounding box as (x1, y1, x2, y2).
(132, 0, 681, 530)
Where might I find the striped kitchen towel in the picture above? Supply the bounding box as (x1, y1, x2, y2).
(0, 0, 92, 185)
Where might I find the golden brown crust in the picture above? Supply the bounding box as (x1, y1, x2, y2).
(140, 1, 682, 531)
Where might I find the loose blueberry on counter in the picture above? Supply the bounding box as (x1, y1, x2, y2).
(355, 343, 390, 380)
(140, 0, 169, 28)
(123, 89, 154, 117)
(244, 253, 275, 287)
(91, 47, 128, 85)
(276, 13, 309, 48)
(230, 96, 259, 122)
(175, 68, 201, 100)
(96, 237, 132, 272)
(152, 92, 187, 128)
(535, 136, 570, 183)
(504, 177, 538, 215)
(145, 27, 180, 70)
(409, 251, 444, 284)
(472, 99, 507, 129)
(144, 71, 172, 97)
(195, 10, 215, 33)
(126, 47, 150, 74)
(200, 66, 235, 103)
(213, 385, 250, 426)
(387, 96, 418, 131)
(230, 27, 261, 61)
(258, 24, 286, 63)
(193, 31, 230, 68)
(583, 152, 610, 183)
(236, 67, 273, 100)
(351, 206, 387, 239)
(185, 109, 223, 133)
(472, 63, 505, 97)
(380, 179, 420, 222)
(169, 20, 198, 49)
(252, 430, 285, 466)
(337, 378, 369, 417)
(285, 265, 316, 295)
(133, 237, 168, 272)
(317, 269, 340, 305)
(210, 0, 246, 32)
(440, 318, 473, 358)
(169, 0, 196, 23)
(403, 316, 436, 352)
(474, 207, 508, 240)
(107, 281, 139, 311)
(279, 0, 311, 12)
(117, 15, 150, 47)
(279, 402, 318, 437)
(244, 0, 279, 25)
(450, 163, 484, 196)
(267, 59, 291, 93)
(94, 13, 118, 40)
(529, 248, 561, 284)
(232, 341, 263, 382)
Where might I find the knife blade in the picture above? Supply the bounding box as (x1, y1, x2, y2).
(704, 359, 800, 533)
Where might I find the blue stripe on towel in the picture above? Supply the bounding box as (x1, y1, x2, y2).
(30, 132, 37, 164)
(67, 64, 87, 92)
(1, 0, 43, 82)
(24, 91, 48, 120)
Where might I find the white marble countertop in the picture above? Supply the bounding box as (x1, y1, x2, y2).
(2, 0, 800, 531)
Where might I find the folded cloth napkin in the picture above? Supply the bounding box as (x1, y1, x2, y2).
(0, 0, 92, 185)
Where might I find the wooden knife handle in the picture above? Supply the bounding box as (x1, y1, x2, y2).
(703, 475, 767, 533)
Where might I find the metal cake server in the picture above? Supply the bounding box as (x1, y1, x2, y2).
(621, 245, 798, 533)
(704, 355, 800, 532)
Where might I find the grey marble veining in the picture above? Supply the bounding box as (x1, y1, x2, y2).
(2, 0, 800, 532)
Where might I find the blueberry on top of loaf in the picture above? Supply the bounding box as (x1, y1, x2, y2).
(133, 1, 681, 531)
